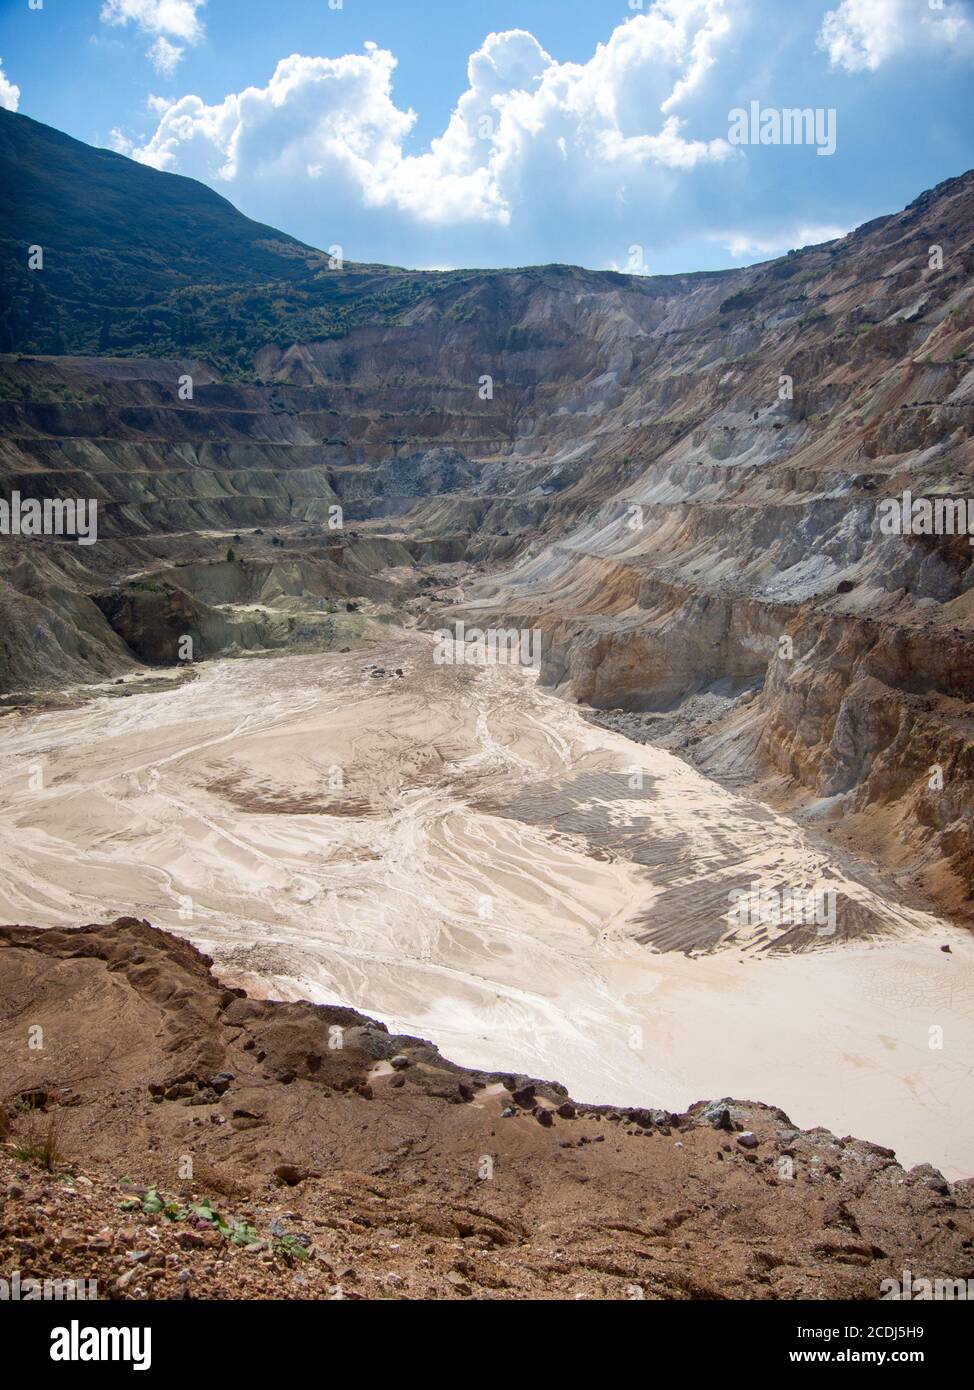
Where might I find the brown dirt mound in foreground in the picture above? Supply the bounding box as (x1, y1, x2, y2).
(1, 918, 971, 1300)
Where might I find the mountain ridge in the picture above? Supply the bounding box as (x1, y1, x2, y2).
(11, 107, 965, 377)
(3, 107, 742, 377)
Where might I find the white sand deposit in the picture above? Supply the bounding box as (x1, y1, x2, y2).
(1, 641, 972, 1176)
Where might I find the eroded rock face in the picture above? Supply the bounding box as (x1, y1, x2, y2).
(92, 580, 210, 665)
(1, 164, 973, 912)
(445, 175, 974, 916)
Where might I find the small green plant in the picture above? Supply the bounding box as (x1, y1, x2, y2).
(187, 1199, 220, 1224)
(230, 1220, 260, 1247)
(225, 546, 236, 562)
(120, 1185, 190, 1221)
(274, 1233, 309, 1264)
(141, 1185, 165, 1216)
(116, 1183, 308, 1259)
(13, 1101, 64, 1172)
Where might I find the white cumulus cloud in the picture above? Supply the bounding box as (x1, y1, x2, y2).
(127, 3, 736, 237)
(101, 0, 206, 74)
(817, 0, 974, 73)
(148, 36, 186, 77)
(722, 224, 851, 258)
(0, 59, 20, 112)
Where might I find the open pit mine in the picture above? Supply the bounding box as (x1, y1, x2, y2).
(1, 108, 973, 1302)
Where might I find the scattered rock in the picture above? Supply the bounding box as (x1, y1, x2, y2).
(905, 1164, 951, 1196)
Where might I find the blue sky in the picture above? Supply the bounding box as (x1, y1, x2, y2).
(2, 0, 973, 273)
